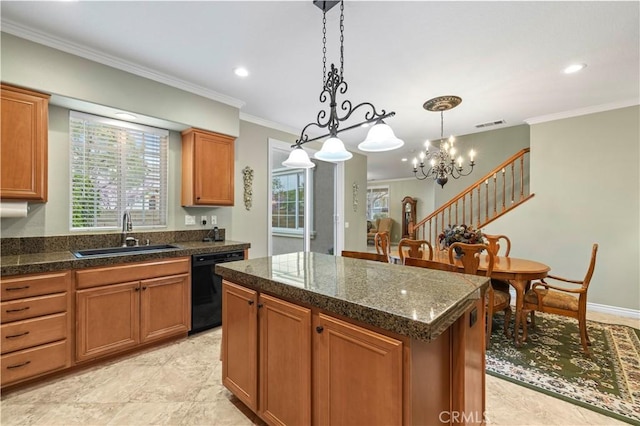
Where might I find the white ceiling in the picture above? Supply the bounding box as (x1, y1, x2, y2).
(2, 1, 639, 181)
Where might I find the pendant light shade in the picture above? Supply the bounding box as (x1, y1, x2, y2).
(315, 136, 353, 162)
(358, 120, 405, 152)
(282, 146, 316, 169)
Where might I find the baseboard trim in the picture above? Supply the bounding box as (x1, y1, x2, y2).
(587, 302, 640, 320)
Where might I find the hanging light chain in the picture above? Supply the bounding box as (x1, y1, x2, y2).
(322, 8, 327, 86)
(339, 0, 345, 80)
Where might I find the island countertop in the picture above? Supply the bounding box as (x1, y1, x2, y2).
(216, 251, 489, 342)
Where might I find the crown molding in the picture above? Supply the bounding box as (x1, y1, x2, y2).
(239, 112, 299, 136)
(1, 20, 246, 109)
(525, 98, 639, 125)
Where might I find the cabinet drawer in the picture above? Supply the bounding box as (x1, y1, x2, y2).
(1, 293, 67, 323)
(1, 340, 68, 386)
(1, 271, 70, 301)
(1, 312, 67, 354)
(75, 257, 190, 289)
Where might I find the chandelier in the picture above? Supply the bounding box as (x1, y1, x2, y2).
(412, 96, 476, 188)
(282, 1, 404, 169)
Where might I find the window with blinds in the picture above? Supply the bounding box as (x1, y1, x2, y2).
(69, 111, 169, 230)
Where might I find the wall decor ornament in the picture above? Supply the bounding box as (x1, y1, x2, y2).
(242, 166, 253, 211)
(352, 183, 359, 212)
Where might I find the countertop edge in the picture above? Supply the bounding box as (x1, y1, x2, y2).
(0, 241, 251, 276)
(216, 263, 489, 343)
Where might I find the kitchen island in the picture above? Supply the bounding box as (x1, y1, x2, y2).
(216, 252, 489, 426)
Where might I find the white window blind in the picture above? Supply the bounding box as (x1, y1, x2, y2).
(69, 111, 169, 230)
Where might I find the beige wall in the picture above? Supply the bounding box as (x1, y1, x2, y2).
(0, 33, 239, 137)
(343, 152, 368, 252)
(485, 106, 639, 311)
(435, 125, 530, 209)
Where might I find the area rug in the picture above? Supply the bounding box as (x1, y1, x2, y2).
(486, 312, 640, 425)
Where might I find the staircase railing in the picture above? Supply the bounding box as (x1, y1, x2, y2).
(412, 148, 534, 247)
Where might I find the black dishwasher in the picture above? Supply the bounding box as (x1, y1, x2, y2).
(190, 251, 244, 335)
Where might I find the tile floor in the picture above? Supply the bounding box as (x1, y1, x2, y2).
(1, 311, 637, 426)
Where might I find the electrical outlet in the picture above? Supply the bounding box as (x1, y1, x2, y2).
(211, 215, 217, 225)
(201, 215, 208, 225)
(185, 215, 196, 225)
(344, 222, 349, 228)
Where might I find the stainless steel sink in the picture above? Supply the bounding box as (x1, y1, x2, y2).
(72, 244, 180, 258)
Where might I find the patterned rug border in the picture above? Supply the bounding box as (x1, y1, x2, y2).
(486, 317, 640, 425)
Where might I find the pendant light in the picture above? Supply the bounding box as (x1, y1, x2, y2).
(283, 1, 401, 168)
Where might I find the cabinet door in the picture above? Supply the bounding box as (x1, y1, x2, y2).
(313, 313, 403, 426)
(140, 273, 190, 343)
(0, 85, 49, 201)
(222, 281, 258, 411)
(259, 294, 311, 426)
(76, 281, 140, 362)
(182, 129, 235, 206)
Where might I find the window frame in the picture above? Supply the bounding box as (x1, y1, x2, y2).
(271, 166, 314, 236)
(68, 110, 169, 232)
(366, 185, 390, 220)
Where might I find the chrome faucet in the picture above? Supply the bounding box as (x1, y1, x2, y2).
(121, 210, 133, 247)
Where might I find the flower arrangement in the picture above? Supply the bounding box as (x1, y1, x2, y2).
(438, 224, 486, 250)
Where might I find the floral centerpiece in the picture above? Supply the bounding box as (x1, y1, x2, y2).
(438, 224, 486, 256)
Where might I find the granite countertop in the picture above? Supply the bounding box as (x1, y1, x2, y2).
(216, 252, 489, 342)
(0, 240, 250, 276)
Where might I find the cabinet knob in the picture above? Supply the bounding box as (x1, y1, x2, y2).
(258, 303, 263, 309)
(196, 196, 201, 200)
(142, 286, 147, 290)
(248, 300, 254, 305)
(135, 287, 140, 292)
(316, 326, 324, 334)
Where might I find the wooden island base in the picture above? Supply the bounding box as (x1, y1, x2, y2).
(221, 280, 486, 426)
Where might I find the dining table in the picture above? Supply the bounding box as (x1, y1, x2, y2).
(424, 250, 551, 344)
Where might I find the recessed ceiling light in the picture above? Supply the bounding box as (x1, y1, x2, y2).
(401, 158, 408, 162)
(115, 112, 137, 120)
(234, 67, 249, 78)
(564, 63, 586, 74)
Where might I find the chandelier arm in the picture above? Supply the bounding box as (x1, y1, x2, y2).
(293, 111, 396, 147)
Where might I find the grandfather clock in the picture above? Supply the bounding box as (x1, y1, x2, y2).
(401, 196, 417, 239)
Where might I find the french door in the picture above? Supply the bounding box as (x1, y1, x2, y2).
(268, 138, 343, 256)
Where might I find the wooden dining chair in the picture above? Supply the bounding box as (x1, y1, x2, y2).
(374, 231, 391, 263)
(341, 251, 388, 262)
(521, 244, 598, 355)
(398, 238, 433, 265)
(404, 257, 457, 272)
(483, 233, 512, 293)
(448, 242, 512, 348)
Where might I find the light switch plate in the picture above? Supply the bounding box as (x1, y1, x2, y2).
(211, 215, 217, 225)
(185, 215, 196, 225)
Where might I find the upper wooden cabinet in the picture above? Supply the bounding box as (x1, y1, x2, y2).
(0, 84, 49, 202)
(181, 128, 235, 206)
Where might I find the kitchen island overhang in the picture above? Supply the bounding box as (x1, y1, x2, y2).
(216, 252, 489, 343)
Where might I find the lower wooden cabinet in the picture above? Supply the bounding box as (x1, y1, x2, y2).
(222, 279, 486, 426)
(313, 312, 403, 426)
(222, 281, 311, 426)
(1, 271, 71, 387)
(75, 258, 190, 362)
